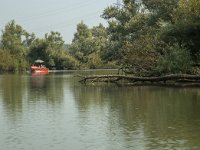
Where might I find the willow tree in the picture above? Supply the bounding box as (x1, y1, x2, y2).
(69, 22, 108, 68)
(142, 0, 179, 22)
(0, 20, 35, 71)
(101, 0, 139, 62)
(28, 31, 79, 70)
(89, 24, 108, 68)
(69, 21, 93, 64)
(101, 0, 200, 75)
(158, 0, 200, 68)
(102, 0, 161, 75)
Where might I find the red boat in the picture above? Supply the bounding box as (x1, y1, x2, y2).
(31, 65, 49, 73)
(31, 59, 49, 75)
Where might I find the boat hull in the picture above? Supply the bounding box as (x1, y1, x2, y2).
(31, 66, 49, 75)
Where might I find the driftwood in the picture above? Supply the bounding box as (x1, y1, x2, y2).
(77, 74, 200, 87)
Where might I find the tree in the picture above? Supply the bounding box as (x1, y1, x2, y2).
(142, 0, 179, 22)
(69, 22, 108, 68)
(156, 44, 192, 74)
(0, 20, 34, 71)
(69, 21, 93, 64)
(1, 20, 34, 57)
(44, 31, 65, 68)
(100, 0, 200, 75)
(0, 49, 16, 71)
(90, 24, 108, 65)
(28, 38, 49, 65)
(28, 31, 79, 69)
(159, 0, 200, 64)
(122, 34, 159, 76)
(159, 22, 200, 64)
(101, 0, 139, 61)
(177, 0, 200, 19)
(102, 0, 160, 73)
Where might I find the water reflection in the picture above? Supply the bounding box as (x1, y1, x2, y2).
(0, 74, 27, 122)
(28, 74, 65, 105)
(0, 73, 66, 122)
(0, 72, 200, 150)
(73, 84, 200, 149)
(31, 74, 48, 88)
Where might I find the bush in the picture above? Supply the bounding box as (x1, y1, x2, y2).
(0, 49, 29, 72)
(0, 49, 16, 71)
(54, 53, 80, 70)
(156, 44, 192, 74)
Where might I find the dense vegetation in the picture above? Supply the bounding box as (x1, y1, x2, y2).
(0, 0, 200, 76)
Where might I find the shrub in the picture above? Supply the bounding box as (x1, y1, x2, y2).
(156, 44, 192, 74)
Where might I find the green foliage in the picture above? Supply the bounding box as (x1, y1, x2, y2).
(87, 52, 103, 69)
(0, 49, 16, 71)
(1, 20, 33, 57)
(99, 0, 200, 75)
(159, 0, 200, 64)
(28, 31, 79, 70)
(45, 31, 65, 53)
(122, 34, 159, 76)
(0, 20, 34, 71)
(177, 0, 200, 19)
(101, 1, 139, 62)
(0, 21, 80, 71)
(70, 22, 109, 68)
(1, 0, 200, 75)
(44, 31, 65, 68)
(28, 39, 48, 64)
(53, 50, 80, 70)
(142, 0, 179, 22)
(69, 21, 93, 63)
(159, 21, 200, 63)
(91, 24, 109, 63)
(156, 44, 192, 74)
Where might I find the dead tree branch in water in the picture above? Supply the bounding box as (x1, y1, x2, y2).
(77, 74, 200, 86)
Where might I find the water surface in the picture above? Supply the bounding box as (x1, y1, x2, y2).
(0, 71, 200, 150)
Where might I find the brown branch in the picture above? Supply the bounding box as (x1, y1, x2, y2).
(77, 74, 200, 84)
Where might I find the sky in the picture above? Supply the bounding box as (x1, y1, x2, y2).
(0, 0, 117, 43)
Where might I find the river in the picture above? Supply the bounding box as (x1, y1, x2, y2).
(0, 70, 200, 150)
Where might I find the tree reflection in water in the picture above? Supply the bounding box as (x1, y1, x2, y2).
(0, 72, 200, 150)
(28, 74, 64, 105)
(0, 74, 27, 122)
(72, 84, 200, 149)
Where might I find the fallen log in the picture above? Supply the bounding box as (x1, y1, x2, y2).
(77, 74, 200, 85)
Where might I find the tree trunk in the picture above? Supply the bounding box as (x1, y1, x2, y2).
(77, 74, 200, 86)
